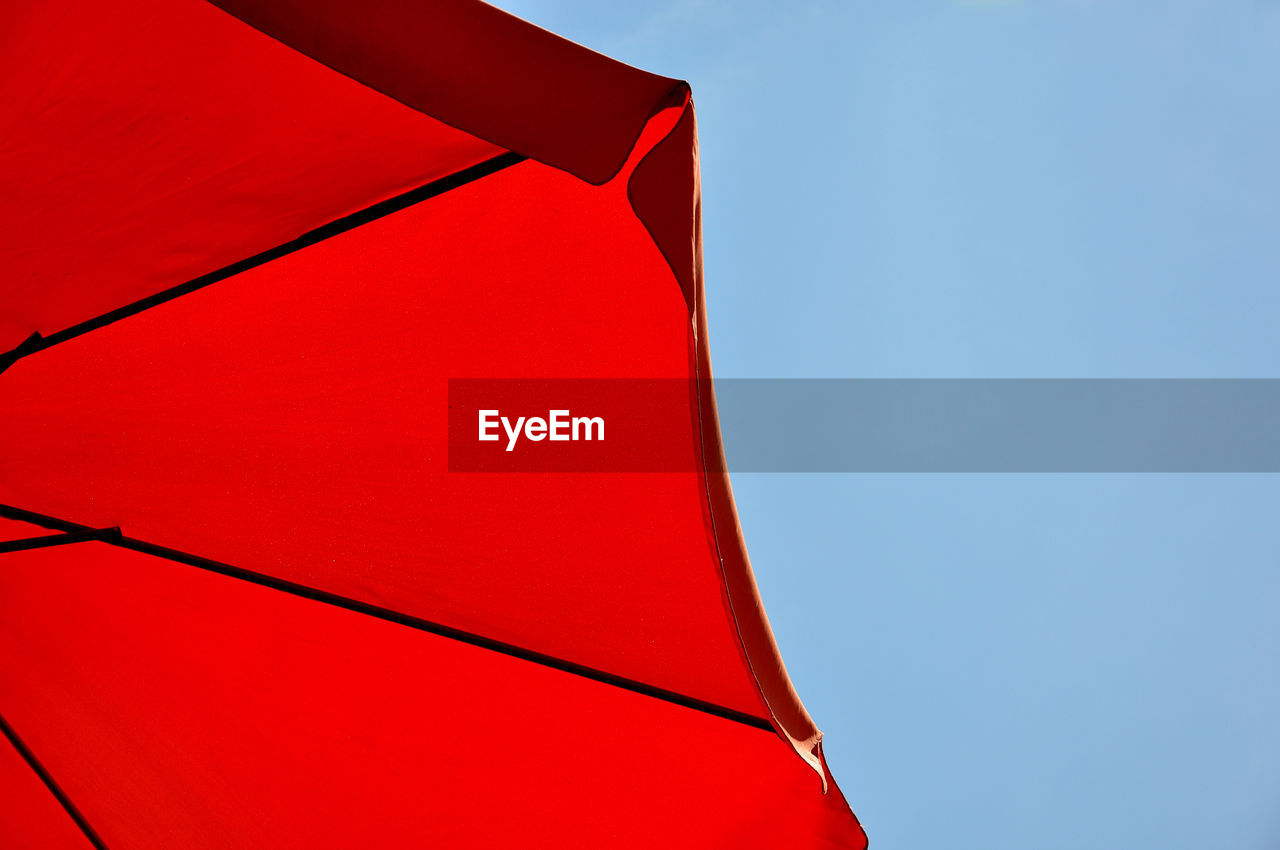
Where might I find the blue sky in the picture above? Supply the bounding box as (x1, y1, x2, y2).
(497, 3, 1280, 847)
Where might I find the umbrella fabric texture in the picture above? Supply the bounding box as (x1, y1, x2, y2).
(0, 1, 867, 847)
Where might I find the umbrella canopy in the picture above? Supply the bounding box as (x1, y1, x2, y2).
(0, 1, 867, 846)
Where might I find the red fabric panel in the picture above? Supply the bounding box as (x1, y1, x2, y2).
(0, 0, 501, 351)
(208, 0, 684, 186)
(0, 732, 94, 850)
(0, 541, 866, 848)
(2, 1, 865, 840)
(0, 135, 768, 718)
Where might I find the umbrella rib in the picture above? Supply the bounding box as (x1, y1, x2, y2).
(0, 710, 111, 850)
(0, 504, 776, 733)
(0, 527, 120, 554)
(0, 150, 527, 375)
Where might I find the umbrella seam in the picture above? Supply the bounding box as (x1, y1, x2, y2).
(0, 710, 111, 850)
(0, 503, 775, 733)
(0, 151, 526, 375)
(0, 527, 121, 554)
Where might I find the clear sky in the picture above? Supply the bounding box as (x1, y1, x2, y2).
(497, 3, 1280, 847)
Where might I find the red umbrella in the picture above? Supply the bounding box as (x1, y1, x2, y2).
(0, 1, 867, 846)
